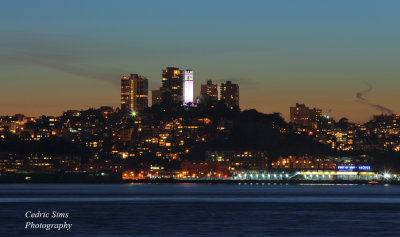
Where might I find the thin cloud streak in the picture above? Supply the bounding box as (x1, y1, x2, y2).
(1, 53, 122, 88)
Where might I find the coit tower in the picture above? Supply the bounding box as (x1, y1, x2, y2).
(183, 70, 193, 104)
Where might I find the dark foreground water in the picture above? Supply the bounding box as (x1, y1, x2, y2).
(1, 184, 400, 236)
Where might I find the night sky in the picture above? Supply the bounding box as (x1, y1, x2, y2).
(1, 0, 399, 123)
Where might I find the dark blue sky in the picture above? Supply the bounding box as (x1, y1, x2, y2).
(1, 0, 399, 122)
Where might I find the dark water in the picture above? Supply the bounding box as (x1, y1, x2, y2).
(1, 183, 400, 236)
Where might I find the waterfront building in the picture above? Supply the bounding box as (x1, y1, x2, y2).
(0, 152, 81, 172)
(271, 156, 336, 170)
(180, 162, 230, 178)
(234, 169, 377, 182)
(206, 150, 268, 170)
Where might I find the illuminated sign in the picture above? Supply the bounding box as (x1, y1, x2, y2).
(337, 165, 371, 171)
(358, 165, 371, 170)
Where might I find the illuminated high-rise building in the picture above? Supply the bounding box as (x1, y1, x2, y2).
(200, 80, 218, 101)
(290, 103, 311, 127)
(161, 67, 183, 103)
(290, 103, 324, 129)
(121, 74, 148, 112)
(220, 81, 239, 109)
(183, 70, 193, 104)
(309, 108, 323, 129)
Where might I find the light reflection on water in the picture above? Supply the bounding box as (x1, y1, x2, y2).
(0, 184, 400, 236)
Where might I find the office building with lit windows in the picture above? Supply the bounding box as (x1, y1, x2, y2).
(290, 103, 323, 128)
(290, 103, 311, 127)
(161, 67, 183, 103)
(121, 74, 148, 112)
(200, 80, 218, 101)
(220, 81, 239, 109)
(206, 150, 268, 170)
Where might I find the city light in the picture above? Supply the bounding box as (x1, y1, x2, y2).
(1, 66, 400, 186)
(383, 172, 392, 179)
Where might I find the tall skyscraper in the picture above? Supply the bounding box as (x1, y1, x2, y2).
(183, 70, 193, 104)
(200, 80, 218, 101)
(121, 74, 148, 112)
(161, 67, 183, 103)
(220, 81, 239, 109)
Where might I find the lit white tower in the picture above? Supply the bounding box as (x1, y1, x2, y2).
(183, 70, 193, 104)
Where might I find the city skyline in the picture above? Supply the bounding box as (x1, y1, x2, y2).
(2, 2, 400, 236)
(1, 0, 400, 122)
